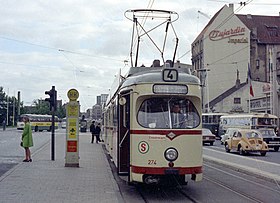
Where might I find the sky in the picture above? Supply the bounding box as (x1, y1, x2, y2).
(1, 0, 279, 112)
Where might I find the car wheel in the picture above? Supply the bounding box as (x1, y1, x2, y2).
(239, 146, 245, 155)
(210, 142, 214, 146)
(274, 147, 279, 152)
(260, 152, 266, 156)
(225, 144, 230, 153)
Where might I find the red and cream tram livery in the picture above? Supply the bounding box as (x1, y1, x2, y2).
(103, 64, 203, 184)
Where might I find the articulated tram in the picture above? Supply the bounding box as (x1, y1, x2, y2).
(103, 63, 203, 185)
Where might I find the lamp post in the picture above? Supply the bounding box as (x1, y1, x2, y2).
(6, 88, 9, 126)
(196, 68, 210, 112)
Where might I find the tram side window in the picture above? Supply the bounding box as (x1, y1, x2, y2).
(113, 105, 118, 126)
(137, 97, 200, 129)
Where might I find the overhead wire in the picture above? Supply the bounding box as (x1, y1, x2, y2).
(206, 45, 250, 66)
(59, 51, 89, 109)
(0, 36, 58, 51)
(0, 36, 125, 63)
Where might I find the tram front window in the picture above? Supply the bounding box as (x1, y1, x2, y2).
(137, 97, 200, 129)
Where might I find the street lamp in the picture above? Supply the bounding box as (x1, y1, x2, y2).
(196, 68, 210, 113)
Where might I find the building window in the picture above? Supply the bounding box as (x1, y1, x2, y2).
(234, 98, 241, 104)
(256, 59, 260, 69)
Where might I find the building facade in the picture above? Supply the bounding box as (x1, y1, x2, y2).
(91, 104, 102, 121)
(192, 4, 280, 117)
(90, 94, 108, 121)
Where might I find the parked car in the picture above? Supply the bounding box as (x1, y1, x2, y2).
(202, 128, 216, 146)
(80, 119, 87, 132)
(258, 128, 280, 152)
(61, 118, 66, 129)
(220, 128, 238, 145)
(224, 129, 268, 156)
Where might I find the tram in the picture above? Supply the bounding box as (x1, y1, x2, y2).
(103, 9, 203, 185)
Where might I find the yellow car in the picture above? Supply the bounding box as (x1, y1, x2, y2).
(224, 129, 268, 156)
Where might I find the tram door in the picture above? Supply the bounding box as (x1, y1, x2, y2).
(117, 94, 130, 175)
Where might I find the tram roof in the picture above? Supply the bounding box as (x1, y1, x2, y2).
(105, 65, 200, 106)
(121, 66, 200, 88)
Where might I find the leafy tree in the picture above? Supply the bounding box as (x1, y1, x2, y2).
(0, 87, 21, 126)
(56, 105, 66, 119)
(0, 86, 66, 125)
(22, 99, 66, 119)
(0, 87, 7, 124)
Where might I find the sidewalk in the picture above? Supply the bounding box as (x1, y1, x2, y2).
(0, 132, 123, 203)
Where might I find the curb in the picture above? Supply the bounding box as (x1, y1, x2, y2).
(203, 155, 280, 183)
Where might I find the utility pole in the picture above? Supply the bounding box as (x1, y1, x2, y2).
(269, 47, 279, 117)
(196, 68, 210, 112)
(6, 88, 9, 126)
(12, 95, 15, 126)
(17, 91, 21, 122)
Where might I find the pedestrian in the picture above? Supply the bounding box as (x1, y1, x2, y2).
(90, 121, 96, 143)
(2, 118, 6, 131)
(21, 116, 33, 162)
(95, 123, 102, 143)
(100, 125, 104, 142)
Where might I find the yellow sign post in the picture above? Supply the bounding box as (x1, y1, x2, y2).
(65, 89, 80, 167)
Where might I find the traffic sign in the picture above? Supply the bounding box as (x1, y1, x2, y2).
(67, 89, 79, 101)
(65, 89, 80, 167)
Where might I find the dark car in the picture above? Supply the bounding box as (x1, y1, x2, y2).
(258, 129, 280, 152)
(202, 128, 216, 146)
(80, 119, 87, 132)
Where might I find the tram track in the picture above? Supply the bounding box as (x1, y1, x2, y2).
(176, 186, 202, 203)
(204, 175, 264, 203)
(135, 183, 200, 203)
(203, 162, 280, 203)
(134, 161, 279, 203)
(104, 143, 279, 202)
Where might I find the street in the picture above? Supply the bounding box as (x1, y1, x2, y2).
(203, 140, 280, 164)
(0, 128, 63, 176)
(1, 129, 280, 202)
(109, 142, 280, 203)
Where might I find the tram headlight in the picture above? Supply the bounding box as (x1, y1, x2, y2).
(164, 148, 178, 162)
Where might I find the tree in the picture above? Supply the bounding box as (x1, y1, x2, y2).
(22, 99, 66, 119)
(0, 87, 7, 124)
(0, 87, 21, 126)
(56, 105, 66, 119)
(0, 87, 66, 125)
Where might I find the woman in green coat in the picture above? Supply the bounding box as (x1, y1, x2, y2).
(22, 116, 33, 162)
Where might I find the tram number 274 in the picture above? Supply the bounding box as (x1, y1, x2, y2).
(148, 160, 157, 165)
